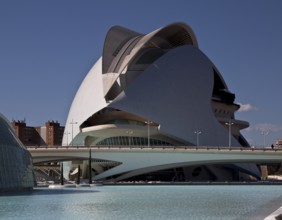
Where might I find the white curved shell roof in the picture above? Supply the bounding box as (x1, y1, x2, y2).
(62, 22, 256, 181)
(63, 58, 107, 145)
(64, 22, 246, 147)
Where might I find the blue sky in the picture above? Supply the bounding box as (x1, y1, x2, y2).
(1, 0, 281, 146)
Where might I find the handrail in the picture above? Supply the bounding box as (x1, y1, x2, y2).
(27, 145, 282, 152)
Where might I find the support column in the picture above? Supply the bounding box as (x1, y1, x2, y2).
(260, 165, 268, 180)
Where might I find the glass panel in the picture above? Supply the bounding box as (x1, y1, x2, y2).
(96, 136, 174, 147)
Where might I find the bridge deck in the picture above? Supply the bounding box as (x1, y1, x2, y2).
(27, 146, 282, 181)
(27, 146, 281, 152)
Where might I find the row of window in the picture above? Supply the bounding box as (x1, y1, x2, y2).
(96, 136, 173, 146)
(214, 108, 231, 115)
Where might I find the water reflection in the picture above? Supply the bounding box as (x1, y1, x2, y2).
(0, 186, 281, 219)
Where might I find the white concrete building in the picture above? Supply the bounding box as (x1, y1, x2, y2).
(63, 23, 259, 181)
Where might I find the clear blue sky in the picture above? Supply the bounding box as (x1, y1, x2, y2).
(1, 0, 281, 146)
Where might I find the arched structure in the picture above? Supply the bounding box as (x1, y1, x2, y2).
(63, 22, 257, 181)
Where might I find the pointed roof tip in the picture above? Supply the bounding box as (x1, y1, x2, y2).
(102, 22, 199, 74)
(102, 26, 142, 73)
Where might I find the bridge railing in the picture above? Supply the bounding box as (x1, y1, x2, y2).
(27, 145, 282, 152)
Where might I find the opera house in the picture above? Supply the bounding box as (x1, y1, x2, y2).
(63, 22, 260, 181)
(0, 113, 34, 192)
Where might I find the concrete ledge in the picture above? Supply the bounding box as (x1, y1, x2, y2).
(102, 181, 282, 186)
(264, 206, 282, 220)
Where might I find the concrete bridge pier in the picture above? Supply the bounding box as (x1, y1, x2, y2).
(260, 165, 268, 180)
(81, 161, 88, 179)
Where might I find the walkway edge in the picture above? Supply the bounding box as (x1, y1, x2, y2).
(264, 206, 282, 220)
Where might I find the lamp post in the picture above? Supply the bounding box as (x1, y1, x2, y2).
(145, 120, 152, 147)
(70, 119, 78, 146)
(64, 131, 70, 146)
(194, 130, 202, 146)
(261, 131, 269, 148)
(225, 121, 234, 147)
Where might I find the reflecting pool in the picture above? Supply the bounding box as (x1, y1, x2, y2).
(0, 185, 281, 219)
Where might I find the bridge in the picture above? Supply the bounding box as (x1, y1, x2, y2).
(27, 146, 282, 181)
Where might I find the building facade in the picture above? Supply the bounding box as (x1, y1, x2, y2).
(12, 120, 64, 146)
(45, 121, 64, 146)
(0, 113, 34, 192)
(63, 22, 260, 181)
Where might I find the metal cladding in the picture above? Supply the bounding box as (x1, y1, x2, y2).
(63, 23, 258, 181)
(64, 22, 248, 147)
